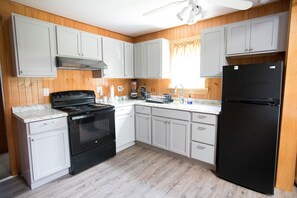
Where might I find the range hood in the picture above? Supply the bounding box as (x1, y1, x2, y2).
(56, 57, 107, 70)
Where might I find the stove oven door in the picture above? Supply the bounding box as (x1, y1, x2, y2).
(68, 109, 115, 155)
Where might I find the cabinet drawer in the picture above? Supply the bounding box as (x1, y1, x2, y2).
(192, 123, 216, 145)
(192, 112, 216, 125)
(135, 105, 151, 115)
(29, 117, 67, 135)
(191, 141, 215, 165)
(115, 105, 133, 116)
(152, 108, 190, 121)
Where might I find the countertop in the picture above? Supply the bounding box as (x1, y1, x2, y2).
(12, 104, 68, 123)
(12, 99, 221, 123)
(105, 99, 221, 115)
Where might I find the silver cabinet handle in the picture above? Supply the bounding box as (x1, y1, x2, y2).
(146, 118, 150, 120)
(197, 115, 206, 119)
(244, 48, 249, 51)
(249, 48, 253, 51)
(43, 122, 48, 125)
(31, 139, 34, 142)
(197, 145, 205, 150)
(81, 53, 84, 56)
(197, 127, 206, 130)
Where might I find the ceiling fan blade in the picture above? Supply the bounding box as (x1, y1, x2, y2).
(143, 0, 188, 16)
(209, 0, 253, 10)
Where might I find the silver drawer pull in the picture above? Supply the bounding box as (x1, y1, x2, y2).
(43, 123, 48, 125)
(197, 115, 206, 119)
(197, 145, 205, 150)
(197, 127, 206, 130)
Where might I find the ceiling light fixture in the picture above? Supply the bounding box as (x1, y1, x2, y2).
(177, 0, 202, 25)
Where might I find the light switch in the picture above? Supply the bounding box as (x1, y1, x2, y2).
(43, 88, 49, 96)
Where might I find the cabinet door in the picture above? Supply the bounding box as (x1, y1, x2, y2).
(152, 117, 169, 150)
(135, 114, 151, 144)
(124, 42, 134, 78)
(30, 129, 70, 181)
(56, 26, 81, 58)
(81, 31, 102, 60)
(13, 15, 56, 77)
(115, 113, 134, 148)
(250, 16, 279, 53)
(134, 43, 146, 78)
(102, 37, 124, 78)
(226, 21, 251, 55)
(200, 26, 226, 77)
(169, 119, 190, 157)
(147, 40, 162, 78)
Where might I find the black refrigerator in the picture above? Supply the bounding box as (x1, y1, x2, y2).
(216, 61, 283, 195)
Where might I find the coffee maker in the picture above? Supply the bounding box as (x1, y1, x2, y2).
(130, 79, 138, 99)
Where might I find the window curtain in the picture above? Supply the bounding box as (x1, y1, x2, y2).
(170, 39, 205, 89)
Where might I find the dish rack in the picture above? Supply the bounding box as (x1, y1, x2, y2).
(146, 95, 172, 104)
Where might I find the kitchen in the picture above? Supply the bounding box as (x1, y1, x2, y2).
(0, 0, 297, 197)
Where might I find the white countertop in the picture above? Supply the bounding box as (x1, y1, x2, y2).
(12, 104, 68, 123)
(106, 99, 221, 115)
(12, 99, 221, 123)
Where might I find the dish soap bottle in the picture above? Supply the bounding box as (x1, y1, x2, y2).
(187, 94, 192, 105)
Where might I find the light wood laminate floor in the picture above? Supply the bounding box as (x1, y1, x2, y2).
(0, 145, 296, 198)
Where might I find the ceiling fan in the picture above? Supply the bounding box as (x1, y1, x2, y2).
(143, 0, 253, 25)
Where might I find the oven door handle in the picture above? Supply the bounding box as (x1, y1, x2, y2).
(71, 114, 94, 120)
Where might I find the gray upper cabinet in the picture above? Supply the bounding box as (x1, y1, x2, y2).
(146, 39, 170, 79)
(226, 12, 288, 56)
(226, 21, 251, 55)
(102, 37, 134, 78)
(134, 42, 147, 78)
(80, 31, 103, 60)
(134, 38, 170, 79)
(124, 42, 134, 78)
(12, 14, 57, 77)
(200, 26, 226, 77)
(102, 37, 124, 78)
(56, 26, 102, 60)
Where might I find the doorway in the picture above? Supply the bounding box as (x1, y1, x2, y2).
(0, 14, 10, 180)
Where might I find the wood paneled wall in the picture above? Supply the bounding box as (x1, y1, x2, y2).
(134, 1, 289, 101)
(276, 0, 297, 191)
(0, 0, 133, 175)
(0, 0, 295, 192)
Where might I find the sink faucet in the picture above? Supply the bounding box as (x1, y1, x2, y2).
(173, 84, 184, 104)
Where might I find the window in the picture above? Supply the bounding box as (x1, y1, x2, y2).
(170, 38, 205, 89)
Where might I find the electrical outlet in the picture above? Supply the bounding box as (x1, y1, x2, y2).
(97, 86, 103, 95)
(118, 86, 124, 92)
(43, 88, 49, 96)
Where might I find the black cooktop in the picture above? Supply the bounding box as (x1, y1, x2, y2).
(51, 90, 114, 115)
(57, 103, 114, 115)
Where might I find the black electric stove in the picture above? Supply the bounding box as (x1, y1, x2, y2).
(51, 90, 116, 175)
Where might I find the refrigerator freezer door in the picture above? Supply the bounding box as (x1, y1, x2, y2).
(217, 102, 280, 195)
(222, 62, 283, 102)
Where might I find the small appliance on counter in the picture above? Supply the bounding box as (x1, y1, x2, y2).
(140, 86, 149, 100)
(130, 79, 138, 99)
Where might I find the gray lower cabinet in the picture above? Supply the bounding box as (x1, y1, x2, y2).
(191, 112, 218, 165)
(16, 117, 70, 189)
(115, 105, 135, 152)
(135, 105, 152, 144)
(151, 108, 190, 157)
(134, 105, 218, 166)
